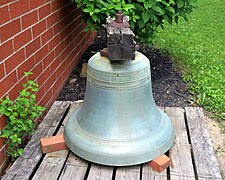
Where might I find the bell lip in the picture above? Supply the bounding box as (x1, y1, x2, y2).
(64, 107, 175, 166)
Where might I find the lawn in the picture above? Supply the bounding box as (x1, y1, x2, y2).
(154, 0, 225, 127)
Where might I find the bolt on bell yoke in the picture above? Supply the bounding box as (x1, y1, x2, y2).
(64, 12, 175, 166)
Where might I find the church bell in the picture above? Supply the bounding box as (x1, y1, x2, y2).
(64, 12, 175, 166)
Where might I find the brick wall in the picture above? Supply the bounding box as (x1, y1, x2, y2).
(0, 0, 96, 173)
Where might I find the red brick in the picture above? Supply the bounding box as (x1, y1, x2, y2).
(61, 65, 71, 82)
(21, 10, 38, 30)
(147, 155, 171, 173)
(50, 56, 60, 73)
(32, 20, 47, 38)
(25, 37, 41, 57)
(62, 0, 73, 8)
(37, 67, 51, 85)
(8, 77, 26, 100)
(39, 88, 52, 107)
(51, 0, 63, 12)
(46, 12, 58, 28)
(55, 60, 66, 78)
(0, 40, 13, 62)
(52, 73, 63, 92)
(0, 6, 10, 25)
(17, 55, 35, 79)
(0, 71, 17, 97)
(48, 35, 59, 50)
(35, 85, 45, 102)
(0, 63, 5, 80)
(9, 0, 29, 19)
(0, 115, 7, 129)
(34, 44, 49, 63)
(39, 3, 51, 20)
(40, 134, 67, 153)
(53, 20, 63, 35)
(43, 51, 54, 68)
(0, 18, 21, 43)
(0, 147, 7, 166)
(13, 29, 32, 50)
(0, 138, 5, 150)
(54, 41, 64, 57)
(41, 28, 53, 45)
(5, 49, 25, 74)
(32, 62, 43, 79)
(0, 0, 14, 6)
(60, 47, 70, 62)
(44, 72, 56, 90)
(29, 0, 45, 10)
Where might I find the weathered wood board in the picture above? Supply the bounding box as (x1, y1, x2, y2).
(59, 153, 88, 180)
(87, 164, 114, 180)
(185, 107, 222, 180)
(142, 164, 167, 180)
(115, 165, 141, 180)
(166, 107, 196, 180)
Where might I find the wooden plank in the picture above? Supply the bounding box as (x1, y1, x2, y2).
(59, 153, 88, 180)
(115, 165, 141, 180)
(185, 107, 222, 179)
(61, 100, 83, 126)
(57, 101, 89, 180)
(142, 107, 167, 180)
(142, 164, 167, 180)
(22, 101, 71, 159)
(166, 107, 196, 180)
(32, 127, 69, 180)
(32, 101, 81, 180)
(1, 101, 70, 180)
(87, 164, 114, 180)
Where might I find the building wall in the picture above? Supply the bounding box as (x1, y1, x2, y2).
(0, 0, 96, 173)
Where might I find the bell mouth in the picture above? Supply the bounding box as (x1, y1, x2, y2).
(64, 105, 174, 166)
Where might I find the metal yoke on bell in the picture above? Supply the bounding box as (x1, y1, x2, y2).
(64, 12, 175, 166)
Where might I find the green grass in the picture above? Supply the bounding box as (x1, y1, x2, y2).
(154, 0, 225, 127)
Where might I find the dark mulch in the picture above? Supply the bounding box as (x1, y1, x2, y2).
(57, 31, 191, 107)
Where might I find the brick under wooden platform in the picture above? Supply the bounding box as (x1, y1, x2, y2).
(1, 101, 222, 180)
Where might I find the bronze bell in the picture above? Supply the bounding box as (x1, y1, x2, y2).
(64, 12, 175, 166)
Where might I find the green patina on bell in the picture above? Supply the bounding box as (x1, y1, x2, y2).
(64, 12, 174, 166)
(64, 52, 175, 166)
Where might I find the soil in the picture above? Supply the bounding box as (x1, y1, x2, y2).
(57, 31, 225, 178)
(205, 115, 225, 178)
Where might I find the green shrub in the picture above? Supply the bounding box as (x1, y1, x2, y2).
(0, 72, 45, 158)
(74, 0, 197, 45)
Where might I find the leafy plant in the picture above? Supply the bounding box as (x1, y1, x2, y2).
(0, 72, 45, 158)
(73, 0, 197, 45)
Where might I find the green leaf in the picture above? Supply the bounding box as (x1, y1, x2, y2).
(149, 13, 158, 22)
(24, 72, 33, 77)
(177, 0, 184, 8)
(135, 3, 144, 11)
(83, 8, 91, 13)
(144, 0, 155, 9)
(142, 11, 150, 23)
(188, 0, 197, 6)
(166, 7, 175, 14)
(152, 5, 164, 15)
(138, 19, 145, 28)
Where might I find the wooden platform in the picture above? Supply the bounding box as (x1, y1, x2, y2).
(2, 101, 222, 180)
